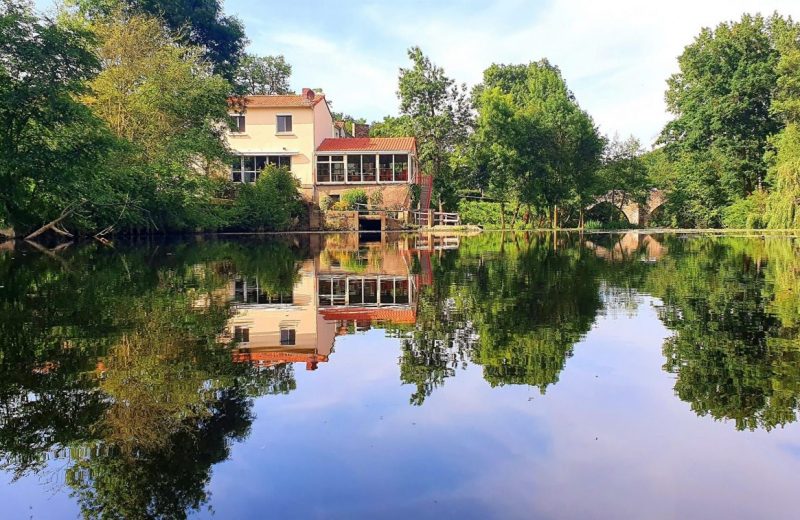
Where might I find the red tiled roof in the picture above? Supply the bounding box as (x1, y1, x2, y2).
(228, 94, 326, 108)
(317, 137, 416, 153)
(319, 307, 417, 324)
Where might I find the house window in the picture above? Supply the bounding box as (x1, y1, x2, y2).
(346, 154, 379, 183)
(231, 155, 292, 183)
(280, 328, 296, 346)
(234, 326, 250, 343)
(318, 277, 347, 306)
(379, 154, 393, 182)
(378, 154, 410, 182)
(230, 113, 245, 133)
(393, 154, 409, 182)
(316, 155, 345, 183)
(277, 115, 292, 133)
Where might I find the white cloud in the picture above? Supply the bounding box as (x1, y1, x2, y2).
(246, 0, 800, 145)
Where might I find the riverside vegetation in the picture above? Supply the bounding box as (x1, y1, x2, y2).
(1, 2, 799, 236)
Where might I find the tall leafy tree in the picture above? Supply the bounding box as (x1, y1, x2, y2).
(397, 47, 473, 209)
(0, 0, 115, 235)
(591, 134, 650, 223)
(124, 0, 245, 80)
(659, 14, 784, 227)
(473, 61, 603, 227)
(234, 53, 292, 95)
(83, 10, 232, 231)
(766, 19, 800, 229)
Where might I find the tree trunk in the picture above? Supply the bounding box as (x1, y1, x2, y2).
(25, 202, 81, 240)
(500, 201, 506, 229)
(552, 205, 558, 229)
(510, 201, 521, 228)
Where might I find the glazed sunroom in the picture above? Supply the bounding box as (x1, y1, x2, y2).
(314, 138, 418, 185)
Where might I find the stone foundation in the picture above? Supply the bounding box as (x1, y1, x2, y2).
(315, 184, 411, 210)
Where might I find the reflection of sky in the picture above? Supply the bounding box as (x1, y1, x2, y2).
(3, 297, 800, 519)
(203, 296, 800, 519)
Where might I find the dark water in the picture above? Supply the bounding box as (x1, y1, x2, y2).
(0, 232, 799, 519)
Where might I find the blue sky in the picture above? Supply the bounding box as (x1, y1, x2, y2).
(36, 0, 800, 145)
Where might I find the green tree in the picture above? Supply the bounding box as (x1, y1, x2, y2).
(659, 14, 789, 227)
(397, 47, 472, 209)
(83, 10, 232, 232)
(0, 0, 114, 235)
(473, 61, 603, 227)
(590, 134, 650, 225)
(766, 20, 800, 229)
(125, 0, 245, 81)
(232, 165, 304, 231)
(234, 53, 292, 95)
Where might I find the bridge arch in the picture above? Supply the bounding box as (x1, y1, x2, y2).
(587, 189, 666, 227)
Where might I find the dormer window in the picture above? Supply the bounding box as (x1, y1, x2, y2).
(277, 115, 293, 134)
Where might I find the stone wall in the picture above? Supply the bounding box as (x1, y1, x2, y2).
(316, 184, 411, 210)
(323, 211, 359, 231)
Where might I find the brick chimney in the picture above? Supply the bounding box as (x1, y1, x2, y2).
(353, 123, 370, 138)
(301, 88, 315, 101)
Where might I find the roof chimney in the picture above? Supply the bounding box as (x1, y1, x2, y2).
(353, 123, 370, 138)
(302, 88, 315, 102)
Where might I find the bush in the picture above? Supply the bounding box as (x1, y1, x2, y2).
(722, 191, 768, 229)
(319, 194, 333, 211)
(457, 200, 516, 228)
(368, 190, 383, 209)
(230, 166, 304, 231)
(341, 189, 368, 209)
(330, 200, 350, 211)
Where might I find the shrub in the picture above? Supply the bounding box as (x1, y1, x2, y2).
(330, 200, 350, 211)
(341, 189, 368, 209)
(231, 166, 304, 231)
(319, 194, 333, 211)
(368, 189, 383, 209)
(722, 190, 768, 229)
(457, 200, 516, 228)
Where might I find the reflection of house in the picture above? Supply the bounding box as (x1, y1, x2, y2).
(226, 235, 436, 370)
(227, 259, 336, 371)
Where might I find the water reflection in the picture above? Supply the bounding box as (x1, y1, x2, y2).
(0, 232, 799, 517)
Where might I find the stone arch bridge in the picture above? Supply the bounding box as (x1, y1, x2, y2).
(586, 189, 666, 226)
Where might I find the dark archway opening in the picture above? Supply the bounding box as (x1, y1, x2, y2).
(585, 202, 630, 229)
(358, 217, 382, 232)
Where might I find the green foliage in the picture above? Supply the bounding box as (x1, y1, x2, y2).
(398, 47, 472, 209)
(369, 114, 413, 137)
(659, 14, 790, 227)
(0, 0, 115, 234)
(340, 189, 368, 209)
(319, 194, 333, 211)
(765, 22, 800, 229)
(231, 166, 304, 231)
(595, 135, 649, 203)
(123, 0, 245, 81)
(368, 189, 383, 209)
(457, 200, 516, 228)
(766, 123, 800, 228)
(721, 190, 768, 228)
(472, 60, 604, 227)
(233, 53, 292, 95)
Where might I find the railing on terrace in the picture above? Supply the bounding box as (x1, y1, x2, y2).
(411, 210, 461, 227)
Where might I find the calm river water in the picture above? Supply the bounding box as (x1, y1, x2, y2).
(0, 232, 798, 519)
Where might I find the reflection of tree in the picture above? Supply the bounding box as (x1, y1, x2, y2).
(400, 233, 607, 403)
(0, 239, 300, 517)
(647, 237, 800, 431)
